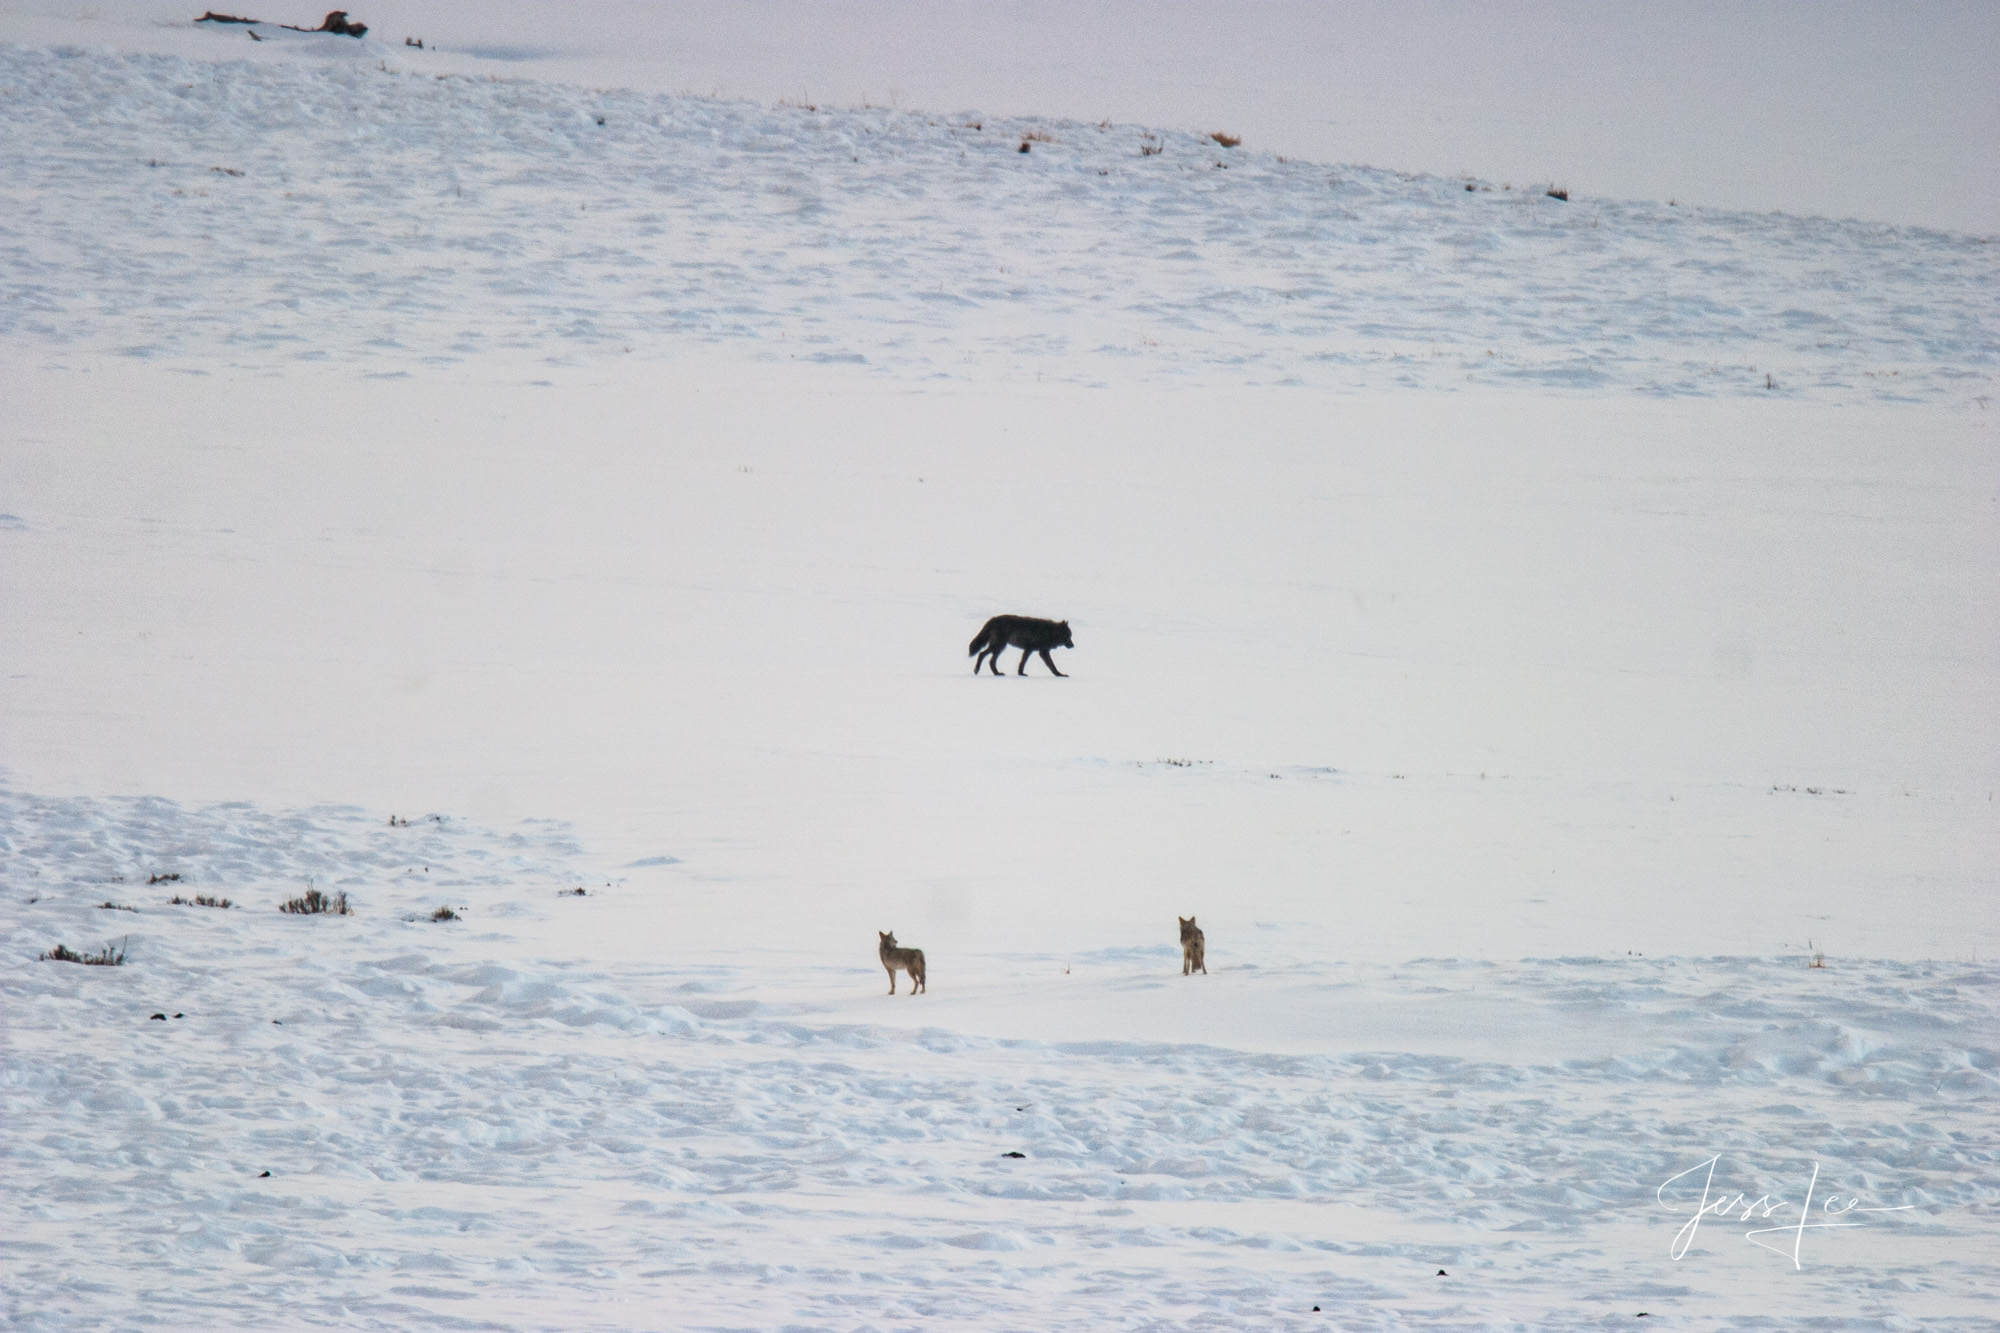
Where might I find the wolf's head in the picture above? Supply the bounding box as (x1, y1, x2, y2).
(879, 931, 896, 948)
(1058, 620, 1073, 648)
(1178, 915, 1197, 940)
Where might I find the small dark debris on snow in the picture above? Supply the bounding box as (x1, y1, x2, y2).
(259, 1170, 271, 1177)
(1018, 141, 1031, 153)
(1437, 1268, 1448, 1276)
(1546, 187, 1568, 201)
(1001, 1151, 1026, 1159)
(151, 1013, 167, 1020)
(149, 873, 182, 884)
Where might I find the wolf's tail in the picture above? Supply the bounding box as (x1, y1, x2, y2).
(968, 621, 994, 656)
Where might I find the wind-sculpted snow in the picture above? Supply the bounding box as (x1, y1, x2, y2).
(4, 793, 1995, 1329)
(2, 41, 1994, 402)
(0, 791, 585, 895)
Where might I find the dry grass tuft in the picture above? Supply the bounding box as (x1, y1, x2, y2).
(280, 885, 350, 916)
(42, 939, 127, 966)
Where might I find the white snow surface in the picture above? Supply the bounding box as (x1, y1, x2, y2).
(3, 22, 1999, 1333)
(1, 40, 1995, 400)
(6, 792, 1997, 1330)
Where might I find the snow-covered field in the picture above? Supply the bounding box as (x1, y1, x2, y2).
(6, 793, 1996, 1329)
(3, 12, 1998, 1332)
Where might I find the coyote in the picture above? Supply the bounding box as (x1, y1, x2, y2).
(969, 614, 1073, 677)
(1178, 916, 1207, 975)
(878, 931, 927, 994)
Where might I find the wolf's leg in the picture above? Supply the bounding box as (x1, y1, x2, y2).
(885, 965, 896, 994)
(1018, 648, 1033, 675)
(986, 648, 1005, 676)
(1038, 649, 1066, 677)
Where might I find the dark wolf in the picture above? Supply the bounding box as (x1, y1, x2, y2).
(969, 615, 1073, 677)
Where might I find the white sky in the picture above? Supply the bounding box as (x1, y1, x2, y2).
(6, 1, 1997, 231)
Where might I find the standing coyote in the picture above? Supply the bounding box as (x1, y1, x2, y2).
(1178, 916, 1207, 975)
(878, 931, 927, 994)
(969, 615, 1073, 677)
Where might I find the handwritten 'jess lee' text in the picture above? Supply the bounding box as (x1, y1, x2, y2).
(1657, 1156, 1911, 1268)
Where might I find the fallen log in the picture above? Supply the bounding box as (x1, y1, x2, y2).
(195, 10, 367, 37)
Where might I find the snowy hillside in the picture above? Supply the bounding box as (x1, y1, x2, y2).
(3, 41, 1995, 400)
(3, 20, 1998, 1333)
